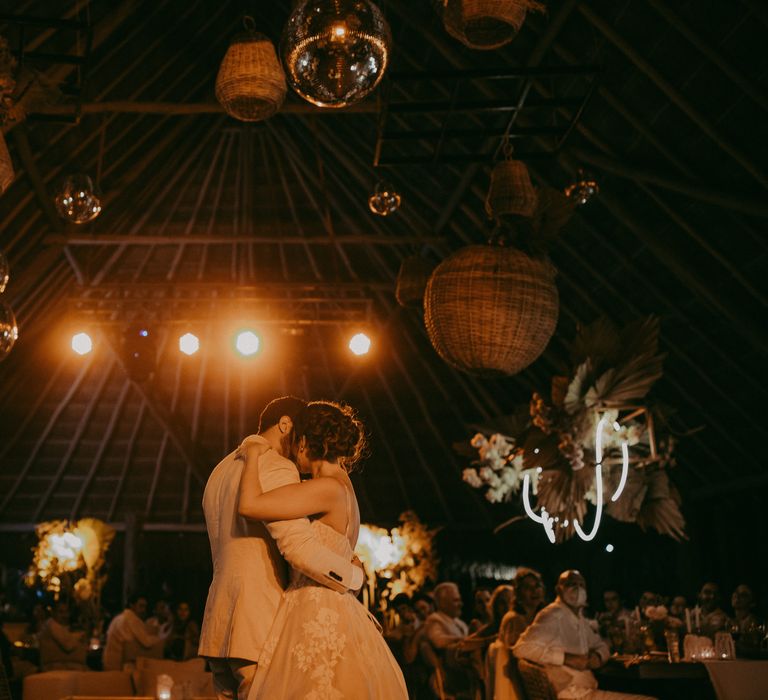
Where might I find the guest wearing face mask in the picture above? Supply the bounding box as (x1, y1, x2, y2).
(513, 571, 656, 700)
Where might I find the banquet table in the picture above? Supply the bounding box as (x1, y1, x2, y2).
(596, 657, 716, 700)
(597, 656, 768, 700)
(702, 659, 768, 700)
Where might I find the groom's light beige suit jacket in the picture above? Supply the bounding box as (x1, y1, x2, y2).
(198, 434, 360, 663)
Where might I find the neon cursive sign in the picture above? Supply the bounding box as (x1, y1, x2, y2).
(521, 412, 629, 543)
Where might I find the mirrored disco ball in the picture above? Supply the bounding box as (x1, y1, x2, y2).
(0, 249, 8, 294)
(368, 180, 401, 215)
(0, 300, 18, 362)
(54, 174, 103, 224)
(281, 0, 391, 108)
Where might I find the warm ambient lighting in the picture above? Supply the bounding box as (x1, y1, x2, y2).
(179, 332, 200, 356)
(349, 332, 371, 356)
(71, 332, 93, 355)
(235, 330, 261, 356)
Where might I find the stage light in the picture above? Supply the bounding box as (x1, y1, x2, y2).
(605, 544, 615, 553)
(349, 332, 371, 356)
(235, 330, 260, 356)
(71, 332, 93, 355)
(179, 333, 200, 356)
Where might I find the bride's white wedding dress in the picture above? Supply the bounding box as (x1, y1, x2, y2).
(248, 485, 408, 699)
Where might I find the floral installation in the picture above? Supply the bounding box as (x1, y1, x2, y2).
(26, 517, 115, 634)
(355, 511, 438, 611)
(461, 316, 687, 542)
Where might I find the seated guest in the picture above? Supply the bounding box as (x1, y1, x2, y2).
(412, 592, 436, 623)
(386, 594, 420, 643)
(425, 582, 468, 650)
(103, 593, 168, 670)
(1, 619, 14, 682)
(486, 569, 546, 700)
(514, 570, 655, 700)
(668, 595, 687, 622)
(695, 582, 728, 636)
(637, 591, 660, 619)
(469, 587, 493, 632)
(598, 590, 632, 650)
(39, 602, 88, 671)
(384, 595, 432, 698)
(166, 601, 200, 661)
(146, 598, 174, 638)
(730, 584, 760, 633)
(500, 568, 546, 648)
(424, 582, 474, 699)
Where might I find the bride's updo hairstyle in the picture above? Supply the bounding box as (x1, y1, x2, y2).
(292, 400, 367, 471)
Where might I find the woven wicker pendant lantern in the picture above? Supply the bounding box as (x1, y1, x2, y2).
(216, 18, 286, 122)
(0, 132, 13, 195)
(485, 158, 538, 219)
(424, 245, 558, 375)
(443, 0, 544, 51)
(395, 256, 435, 308)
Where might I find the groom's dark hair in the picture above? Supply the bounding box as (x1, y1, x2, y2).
(258, 396, 307, 433)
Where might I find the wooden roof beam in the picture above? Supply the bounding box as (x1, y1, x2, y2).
(570, 147, 768, 219)
(647, 0, 768, 114)
(45, 233, 445, 246)
(577, 3, 768, 189)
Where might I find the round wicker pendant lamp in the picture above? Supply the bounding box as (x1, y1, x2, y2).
(443, 0, 544, 50)
(424, 245, 558, 376)
(215, 18, 286, 122)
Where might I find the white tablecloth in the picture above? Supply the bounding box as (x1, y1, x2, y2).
(703, 660, 768, 700)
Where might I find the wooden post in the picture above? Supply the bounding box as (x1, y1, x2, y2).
(122, 512, 142, 605)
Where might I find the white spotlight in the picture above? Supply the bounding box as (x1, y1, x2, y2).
(71, 332, 93, 355)
(235, 330, 260, 356)
(605, 544, 615, 553)
(349, 332, 371, 356)
(179, 333, 200, 356)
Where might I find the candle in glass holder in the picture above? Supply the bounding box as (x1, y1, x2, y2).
(156, 673, 173, 700)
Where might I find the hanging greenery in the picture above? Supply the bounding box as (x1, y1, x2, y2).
(460, 316, 687, 542)
(26, 518, 115, 634)
(355, 511, 439, 611)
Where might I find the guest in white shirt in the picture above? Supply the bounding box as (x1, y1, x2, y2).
(425, 582, 469, 650)
(513, 570, 655, 700)
(103, 593, 168, 670)
(424, 582, 476, 698)
(39, 602, 87, 671)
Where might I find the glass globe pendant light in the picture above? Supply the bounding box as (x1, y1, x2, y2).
(281, 0, 391, 108)
(368, 180, 401, 216)
(54, 174, 102, 224)
(0, 300, 18, 362)
(0, 249, 9, 294)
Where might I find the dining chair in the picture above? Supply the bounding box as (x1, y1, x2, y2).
(517, 659, 558, 700)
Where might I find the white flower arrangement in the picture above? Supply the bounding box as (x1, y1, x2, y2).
(463, 432, 538, 503)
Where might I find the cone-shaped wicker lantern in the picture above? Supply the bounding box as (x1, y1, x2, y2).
(485, 158, 538, 219)
(216, 20, 286, 122)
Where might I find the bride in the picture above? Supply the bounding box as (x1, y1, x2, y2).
(238, 400, 408, 699)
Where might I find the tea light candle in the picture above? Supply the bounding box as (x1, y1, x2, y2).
(157, 673, 173, 700)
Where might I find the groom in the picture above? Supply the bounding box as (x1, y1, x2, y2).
(199, 396, 364, 700)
